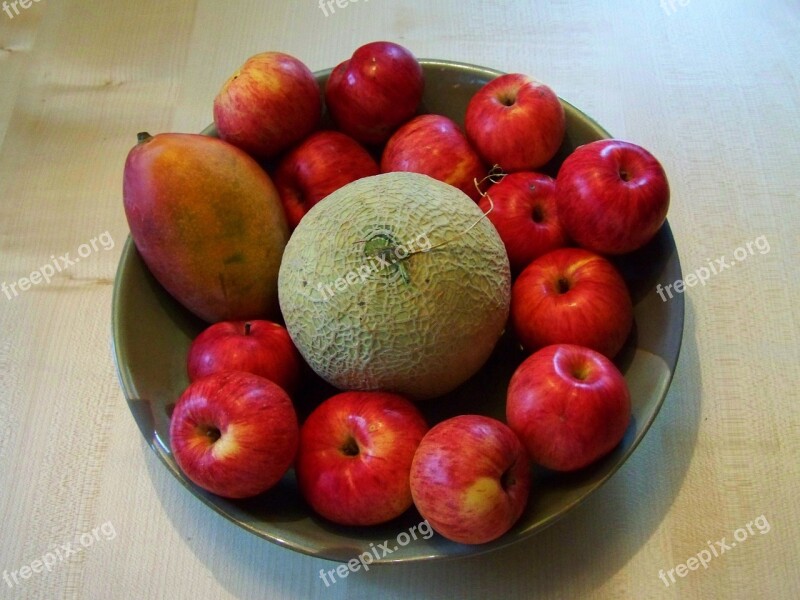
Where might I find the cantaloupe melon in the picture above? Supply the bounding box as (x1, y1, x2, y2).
(278, 172, 510, 399)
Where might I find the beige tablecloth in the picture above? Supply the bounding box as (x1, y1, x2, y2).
(0, 1, 798, 598)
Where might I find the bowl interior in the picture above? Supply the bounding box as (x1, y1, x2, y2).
(113, 59, 684, 563)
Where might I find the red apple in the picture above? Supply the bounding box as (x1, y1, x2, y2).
(465, 73, 565, 172)
(409, 415, 530, 545)
(186, 320, 302, 394)
(479, 172, 568, 272)
(169, 371, 299, 499)
(381, 114, 486, 202)
(511, 247, 633, 358)
(325, 41, 424, 146)
(296, 391, 428, 526)
(556, 139, 670, 254)
(507, 344, 631, 471)
(214, 52, 321, 160)
(274, 131, 379, 229)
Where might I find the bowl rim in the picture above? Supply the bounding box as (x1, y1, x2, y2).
(113, 58, 684, 564)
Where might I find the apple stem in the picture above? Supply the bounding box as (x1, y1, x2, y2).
(244, 322, 251, 336)
(198, 425, 221, 443)
(500, 467, 516, 491)
(340, 437, 359, 457)
(137, 132, 153, 144)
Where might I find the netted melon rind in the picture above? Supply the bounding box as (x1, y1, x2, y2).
(278, 172, 510, 400)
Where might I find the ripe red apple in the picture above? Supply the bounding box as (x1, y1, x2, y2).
(325, 41, 424, 146)
(274, 131, 379, 230)
(507, 344, 631, 471)
(556, 139, 670, 254)
(296, 391, 428, 526)
(511, 247, 633, 358)
(465, 73, 565, 172)
(186, 320, 302, 394)
(381, 114, 486, 202)
(478, 172, 568, 272)
(169, 371, 299, 499)
(409, 415, 530, 545)
(213, 52, 321, 160)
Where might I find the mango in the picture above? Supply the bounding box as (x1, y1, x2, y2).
(123, 132, 289, 322)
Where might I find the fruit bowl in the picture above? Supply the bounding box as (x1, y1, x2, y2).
(112, 59, 684, 562)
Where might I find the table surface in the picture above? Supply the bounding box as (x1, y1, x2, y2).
(1, 1, 798, 599)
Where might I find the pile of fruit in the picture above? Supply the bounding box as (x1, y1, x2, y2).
(122, 41, 670, 546)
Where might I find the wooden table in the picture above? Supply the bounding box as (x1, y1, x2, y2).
(1, 1, 798, 598)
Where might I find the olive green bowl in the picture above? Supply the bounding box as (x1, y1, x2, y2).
(112, 60, 684, 563)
